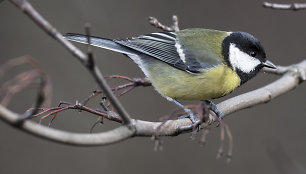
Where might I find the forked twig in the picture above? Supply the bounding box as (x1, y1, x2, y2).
(31, 101, 122, 124)
(148, 15, 180, 32)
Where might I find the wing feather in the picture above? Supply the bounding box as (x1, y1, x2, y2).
(114, 32, 202, 73)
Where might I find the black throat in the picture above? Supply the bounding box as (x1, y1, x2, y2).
(235, 67, 262, 84)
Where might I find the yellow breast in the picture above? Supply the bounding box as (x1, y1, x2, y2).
(145, 62, 241, 100)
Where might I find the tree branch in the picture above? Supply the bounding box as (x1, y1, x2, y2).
(263, 2, 306, 11)
(0, 59, 305, 145)
(1, 0, 305, 146)
(218, 60, 306, 117)
(0, 105, 134, 146)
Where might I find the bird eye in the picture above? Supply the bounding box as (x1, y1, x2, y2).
(250, 51, 256, 57)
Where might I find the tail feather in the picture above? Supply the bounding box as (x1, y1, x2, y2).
(63, 33, 137, 56)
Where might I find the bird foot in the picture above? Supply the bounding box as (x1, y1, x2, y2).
(177, 100, 223, 132)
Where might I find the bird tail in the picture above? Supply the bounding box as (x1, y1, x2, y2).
(63, 33, 137, 56)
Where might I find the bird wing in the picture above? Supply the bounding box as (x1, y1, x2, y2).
(114, 31, 220, 73)
(64, 29, 225, 73)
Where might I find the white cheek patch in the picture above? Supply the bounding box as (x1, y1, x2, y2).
(229, 43, 261, 73)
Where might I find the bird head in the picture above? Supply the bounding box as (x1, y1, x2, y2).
(222, 31, 276, 84)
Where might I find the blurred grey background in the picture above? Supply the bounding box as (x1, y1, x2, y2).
(0, 0, 306, 174)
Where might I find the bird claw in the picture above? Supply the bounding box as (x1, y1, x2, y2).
(178, 114, 201, 132)
(177, 100, 223, 132)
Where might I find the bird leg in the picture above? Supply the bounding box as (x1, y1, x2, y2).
(173, 100, 223, 132)
(165, 97, 204, 133)
(165, 97, 197, 122)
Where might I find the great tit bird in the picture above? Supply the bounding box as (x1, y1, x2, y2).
(63, 29, 276, 125)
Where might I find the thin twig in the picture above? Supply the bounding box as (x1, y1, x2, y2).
(32, 102, 122, 123)
(0, 56, 50, 123)
(148, 15, 180, 32)
(9, 1, 87, 62)
(0, 56, 52, 107)
(263, 2, 306, 11)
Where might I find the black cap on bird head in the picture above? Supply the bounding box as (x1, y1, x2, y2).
(222, 31, 276, 84)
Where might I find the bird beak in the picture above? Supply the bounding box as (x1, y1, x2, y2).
(262, 60, 277, 69)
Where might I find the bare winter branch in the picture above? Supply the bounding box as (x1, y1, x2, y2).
(263, 2, 306, 11)
(1, 0, 305, 146)
(0, 105, 134, 146)
(0, 59, 305, 145)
